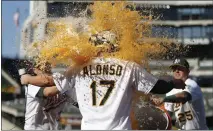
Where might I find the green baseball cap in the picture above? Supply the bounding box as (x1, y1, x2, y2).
(169, 58, 190, 70)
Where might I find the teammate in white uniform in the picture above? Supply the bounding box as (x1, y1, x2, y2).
(163, 58, 208, 130)
(23, 84, 67, 130)
(20, 67, 77, 130)
(24, 84, 46, 130)
(30, 31, 186, 130)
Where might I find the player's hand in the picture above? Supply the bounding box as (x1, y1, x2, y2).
(172, 79, 186, 90)
(20, 74, 31, 85)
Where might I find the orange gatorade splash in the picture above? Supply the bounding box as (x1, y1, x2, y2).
(26, 1, 186, 70)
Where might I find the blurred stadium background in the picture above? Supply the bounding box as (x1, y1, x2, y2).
(1, 1, 213, 130)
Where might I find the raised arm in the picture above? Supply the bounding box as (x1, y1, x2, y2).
(163, 91, 192, 103)
(150, 79, 185, 94)
(133, 63, 185, 95)
(151, 91, 192, 106)
(20, 74, 55, 87)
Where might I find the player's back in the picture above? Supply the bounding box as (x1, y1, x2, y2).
(24, 84, 50, 130)
(74, 58, 136, 130)
(25, 84, 67, 130)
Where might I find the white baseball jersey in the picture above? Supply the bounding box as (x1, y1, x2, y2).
(53, 57, 158, 130)
(164, 78, 208, 130)
(24, 84, 69, 130)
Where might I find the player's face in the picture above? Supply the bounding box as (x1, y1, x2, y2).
(172, 66, 189, 80)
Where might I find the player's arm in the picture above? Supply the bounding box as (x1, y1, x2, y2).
(151, 91, 192, 106)
(36, 86, 59, 97)
(133, 63, 185, 95)
(21, 74, 55, 87)
(150, 79, 185, 94)
(36, 86, 79, 109)
(163, 91, 192, 103)
(36, 71, 76, 98)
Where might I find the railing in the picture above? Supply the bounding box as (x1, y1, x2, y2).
(151, 20, 213, 26)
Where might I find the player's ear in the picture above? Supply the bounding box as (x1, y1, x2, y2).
(187, 68, 190, 74)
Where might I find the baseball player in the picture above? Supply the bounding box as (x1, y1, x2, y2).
(160, 58, 209, 130)
(29, 31, 186, 130)
(19, 65, 77, 130)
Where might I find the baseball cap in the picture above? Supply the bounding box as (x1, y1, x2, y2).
(169, 58, 190, 70)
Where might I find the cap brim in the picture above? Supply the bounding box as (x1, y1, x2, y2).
(169, 64, 187, 69)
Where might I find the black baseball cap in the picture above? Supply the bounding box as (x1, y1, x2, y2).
(169, 58, 190, 70)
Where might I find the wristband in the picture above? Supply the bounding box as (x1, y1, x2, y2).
(36, 88, 46, 99)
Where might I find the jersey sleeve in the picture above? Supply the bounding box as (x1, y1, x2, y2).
(132, 63, 158, 94)
(66, 86, 77, 102)
(52, 72, 75, 93)
(27, 84, 41, 98)
(164, 102, 174, 112)
(183, 85, 201, 102)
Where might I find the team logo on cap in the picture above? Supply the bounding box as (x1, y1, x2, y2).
(174, 59, 180, 64)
